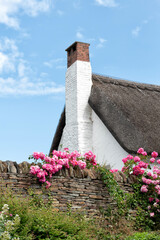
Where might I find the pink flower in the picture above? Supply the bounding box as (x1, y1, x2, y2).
(39, 152, 45, 160)
(150, 158, 155, 163)
(46, 181, 51, 189)
(138, 161, 148, 169)
(152, 180, 160, 185)
(122, 158, 128, 164)
(52, 150, 62, 158)
(44, 156, 52, 163)
(134, 156, 141, 163)
(137, 148, 144, 154)
(147, 205, 151, 210)
(133, 165, 144, 175)
(156, 198, 160, 203)
(56, 164, 63, 171)
(109, 169, 118, 173)
(37, 169, 47, 183)
(142, 151, 147, 156)
(70, 159, 78, 167)
(141, 185, 148, 193)
(39, 178, 46, 183)
(9, 214, 13, 217)
(126, 155, 134, 160)
(153, 166, 160, 174)
(121, 166, 128, 172)
(57, 159, 66, 165)
(42, 164, 54, 173)
(64, 148, 69, 152)
(150, 212, 154, 217)
(33, 152, 40, 160)
(147, 172, 153, 177)
(84, 151, 97, 166)
(149, 197, 154, 202)
(70, 151, 81, 159)
(77, 160, 86, 170)
(155, 185, 160, 191)
(30, 165, 40, 175)
(153, 174, 158, 180)
(52, 155, 58, 163)
(151, 151, 158, 158)
(142, 177, 152, 185)
(157, 159, 160, 164)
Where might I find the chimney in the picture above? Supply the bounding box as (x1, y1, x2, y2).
(66, 42, 90, 68)
(60, 41, 92, 153)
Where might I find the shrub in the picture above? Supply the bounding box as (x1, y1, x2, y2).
(125, 231, 160, 240)
(29, 149, 97, 188)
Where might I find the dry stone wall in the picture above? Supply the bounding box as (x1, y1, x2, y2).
(0, 160, 135, 215)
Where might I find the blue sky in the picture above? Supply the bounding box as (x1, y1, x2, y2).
(0, 0, 160, 163)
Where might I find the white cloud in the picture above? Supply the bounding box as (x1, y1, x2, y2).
(132, 20, 149, 37)
(0, 0, 52, 29)
(76, 31, 84, 39)
(56, 65, 66, 69)
(143, 20, 148, 24)
(44, 58, 64, 68)
(132, 26, 141, 37)
(57, 10, 64, 16)
(0, 38, 64, 96)
(0, 77, 64, 96)
(97, 38, 107, 48)
(40, 72, 48, 78)
(95, 0, 118, 7)
(0, 38, 20, 73)
(0, 52, 15, 73)
(44, 61, 53, 68)
(18, 61, 26, 77)
(76, 27, 84, 40)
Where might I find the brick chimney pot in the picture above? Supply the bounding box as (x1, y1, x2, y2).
(65, 41, 90, 68)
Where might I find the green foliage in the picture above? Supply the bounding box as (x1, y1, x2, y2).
(0, 187, 112, 240)
(1, 180, 160, 239)
(130, 182, 155, 230)
(96, 166, 157, 231)
(97, 166, 126, 213)
(97, 166, 133, 222)
(125, 231, 160, 240)
(27, 188, 53, 209)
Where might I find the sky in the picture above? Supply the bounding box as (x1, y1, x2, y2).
(0, 0, 160, 163)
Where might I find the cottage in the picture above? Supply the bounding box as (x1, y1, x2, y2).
(49, 41, 160, 169)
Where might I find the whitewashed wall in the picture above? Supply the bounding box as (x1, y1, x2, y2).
(59, 59, 128, 170)
(92, 111, 128, 170)
(59, 60, 93, 153)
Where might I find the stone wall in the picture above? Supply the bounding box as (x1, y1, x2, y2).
(0, 160, 135, 215)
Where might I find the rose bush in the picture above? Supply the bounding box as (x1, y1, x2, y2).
(29, 149, 97, 188)
(110, 148, 160, 219)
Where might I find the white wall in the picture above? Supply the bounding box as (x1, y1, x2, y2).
(92, 111, 128, 170)
(59, 59, 128, 170)
(59, 60, 93, 153)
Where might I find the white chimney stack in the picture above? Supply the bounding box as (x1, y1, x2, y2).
(59, 42, 93, 153)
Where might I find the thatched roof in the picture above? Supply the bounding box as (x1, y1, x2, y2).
(50, 74, 160, 154)
(89, 74, 160, 153)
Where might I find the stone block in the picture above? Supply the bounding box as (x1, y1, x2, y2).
(0, 161, 8, 173)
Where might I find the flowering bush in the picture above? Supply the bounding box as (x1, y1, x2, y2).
(120, 148, 160, 218)
(0, 204, 20, 240)
(29, 149, 97, 188)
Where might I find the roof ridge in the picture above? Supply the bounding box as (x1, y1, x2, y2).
(92, 73, 160, 93)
